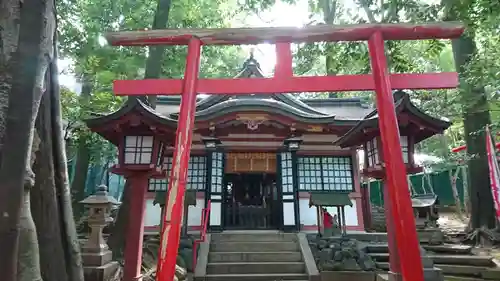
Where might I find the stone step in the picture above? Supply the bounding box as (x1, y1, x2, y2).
(368, 253, 495, 267)
(206, 262, 306, 274)
(348, 230, 445, 243)
(365, 243, 473, 255)
(211, 233, 297, 242)
(210, 241, 299, 252)
(376, 273, 500, 281)
(481, 268, 500, 280)
(376, 262, 490, 277)
(443, 275, 487, 281)
(379, 274, 486, 281)
(204, 273, 308, 281)
(424, 244, 473, 254)
(208, 251, 303, 263)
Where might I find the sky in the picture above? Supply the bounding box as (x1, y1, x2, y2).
(59, 0, 360, 91)
(238, 0, 360, 74)
(237, 0, 315, 75)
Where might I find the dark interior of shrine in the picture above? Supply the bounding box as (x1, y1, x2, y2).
(223, 173, 280, 229)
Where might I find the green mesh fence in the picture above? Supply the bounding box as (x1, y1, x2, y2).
(363, 168, 466, 207)
(68, 159, 125, 200)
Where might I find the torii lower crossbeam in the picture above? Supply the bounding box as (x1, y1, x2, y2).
(108, 23, 465, 281)
(113, 72, 458, 95)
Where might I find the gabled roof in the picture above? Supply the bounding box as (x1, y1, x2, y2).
(334, 91, 451, 147)
(171, 56, 333, 118)
(87, 98, 176, 128)
(86, 98, 177, 145)
(193, 98, 358, 125)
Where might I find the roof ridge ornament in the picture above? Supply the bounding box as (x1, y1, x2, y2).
(242, 47, 261, 70)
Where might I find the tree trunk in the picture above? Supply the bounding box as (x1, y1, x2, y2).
(109, 0, 173, 258)
(71, 77, 93, 222)
(451, 34, 495, 229)
(0, 0, 55, 279)
(144, 0, 172, 107)
(31, 56, 85, 281)
(0, 0, 21, 157)
(321, 0, 338, 98)
(32, 90, 69, 281)
(49, 55, 86, 281)
(17, 131, 42, 281)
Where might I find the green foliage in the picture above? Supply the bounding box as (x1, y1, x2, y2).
(60, 87, 123, 162)
(285, 0, 486, 167)
(57, 0, 248, 164)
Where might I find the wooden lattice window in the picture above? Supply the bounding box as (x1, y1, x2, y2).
(298, 156, 354, 192)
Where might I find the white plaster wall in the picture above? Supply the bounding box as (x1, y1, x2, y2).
(144, 197, 205, 228)
(299, 198, 318, 226)
(283, 202, 296, 225)
(188, 198, 204, 226)
(144, 199, 162, 227)
(325, 201, 358, 226)
(299, 196, 359, 226)
(210, 202, 222, 226)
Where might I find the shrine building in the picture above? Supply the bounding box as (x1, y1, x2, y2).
(95, 56, 449, 234)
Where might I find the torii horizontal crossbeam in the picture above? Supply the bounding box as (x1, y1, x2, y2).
(113, 72, 458, 95)
(105, 22, 464, 46)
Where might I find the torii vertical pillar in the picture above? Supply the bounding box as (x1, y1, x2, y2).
(368, 31, 424, 281)
(156, 37, 202, 281)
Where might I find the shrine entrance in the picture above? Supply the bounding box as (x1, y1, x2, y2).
(223, 152, 280, 230)
(223, 173, 279, 230)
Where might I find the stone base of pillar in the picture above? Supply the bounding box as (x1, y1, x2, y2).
(386, 271, 402, 281)
(83, 261, 119, 281)
(380, 268, 443, 281)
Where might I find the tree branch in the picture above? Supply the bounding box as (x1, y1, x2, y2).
(358, 0, 378, 23)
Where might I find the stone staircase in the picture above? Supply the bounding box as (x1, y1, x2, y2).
(365, 243, 500, 280)
(195, 231, 315, 281)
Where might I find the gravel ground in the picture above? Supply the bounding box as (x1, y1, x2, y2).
(437, 212, 468, 235)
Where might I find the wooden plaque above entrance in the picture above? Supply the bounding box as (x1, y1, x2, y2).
(225, 152, 277, 173)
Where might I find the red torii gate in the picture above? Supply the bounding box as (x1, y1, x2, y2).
(105, 23, 464, 281)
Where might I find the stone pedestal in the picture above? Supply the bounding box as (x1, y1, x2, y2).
(83, 262, 119, 281)
(82, 228, 120, 281)
(80, 186, 121, 281)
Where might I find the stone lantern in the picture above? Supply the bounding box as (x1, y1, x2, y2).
(86, 98, 177, 281)
(80, 185, 120, 281)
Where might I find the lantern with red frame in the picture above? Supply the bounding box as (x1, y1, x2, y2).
(86, 98, 176, 175)
(85, 98, 176, 281)
(335, 91, 451, 179)
(362, 133, 414, 178)
(120, 134, 166, 171)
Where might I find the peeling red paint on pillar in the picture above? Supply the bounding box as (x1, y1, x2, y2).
(156, 37, 202, 281)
